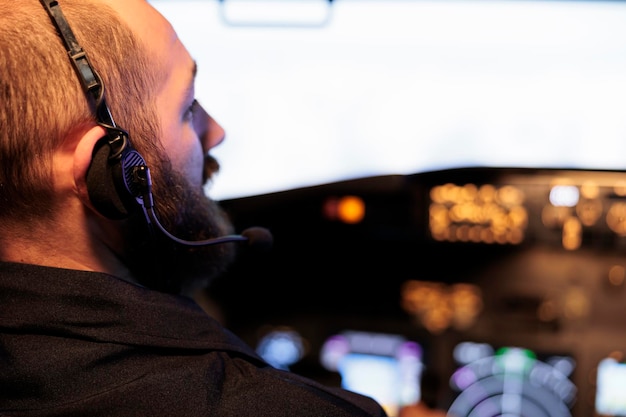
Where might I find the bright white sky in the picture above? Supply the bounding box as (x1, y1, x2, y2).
(150, 0, 626, 201)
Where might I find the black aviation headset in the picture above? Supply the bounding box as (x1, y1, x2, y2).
(39, 0, 271, 249)
(40, 0, 152, 222)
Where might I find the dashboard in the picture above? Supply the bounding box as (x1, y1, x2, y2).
(210, 167, 626, 417)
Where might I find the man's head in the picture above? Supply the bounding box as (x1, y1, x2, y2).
(0, 0, 236, 294)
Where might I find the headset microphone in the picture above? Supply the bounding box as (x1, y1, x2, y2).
(134, 165, 273, 252)
(156, 224, 273, 252)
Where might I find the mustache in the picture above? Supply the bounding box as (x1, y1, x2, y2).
(203, 154, 220, 185)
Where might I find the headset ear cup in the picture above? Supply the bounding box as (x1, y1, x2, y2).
(86, 139, 132, 220)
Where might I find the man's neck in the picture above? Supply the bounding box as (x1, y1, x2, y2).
(0, 215, 135, 283)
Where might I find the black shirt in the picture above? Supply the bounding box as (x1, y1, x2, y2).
(0, 262, 388, 417)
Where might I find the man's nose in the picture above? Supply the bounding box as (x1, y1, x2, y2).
(193, 101, 226, 151)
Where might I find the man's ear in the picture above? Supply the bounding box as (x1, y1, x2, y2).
(73, 125, 108, 207)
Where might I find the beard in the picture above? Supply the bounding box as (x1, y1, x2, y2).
(121, 154, 237, 295)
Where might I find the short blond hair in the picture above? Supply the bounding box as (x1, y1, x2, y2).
(0, 0, 162, 221)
